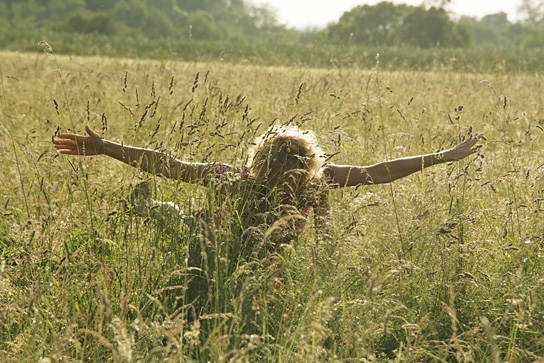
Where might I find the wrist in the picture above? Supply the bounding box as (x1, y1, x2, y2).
(434, 151, 448, 163)
(102, 139, 116, 156)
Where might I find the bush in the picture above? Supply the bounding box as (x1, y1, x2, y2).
(62, 11, 118, 35)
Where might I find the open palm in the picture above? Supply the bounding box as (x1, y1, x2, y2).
(444, 134, 484, 162)
(53, 126, 105, 156)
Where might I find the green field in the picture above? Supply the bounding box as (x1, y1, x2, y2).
(1, 50, 543, 362)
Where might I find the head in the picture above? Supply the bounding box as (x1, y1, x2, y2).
(247, 125, 325, 190)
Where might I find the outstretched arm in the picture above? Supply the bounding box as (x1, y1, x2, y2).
(53, 125, 225, 183)
(328, 134, 483, 187)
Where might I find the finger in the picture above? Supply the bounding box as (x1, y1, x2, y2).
(458, 138, 476, 149)
(468, 134, 482, 143)
(86, 125, 101, 139)
(470, 133, 485, 141)
(54, 143, 76, 150)
(53, 139, 77, 146)
(467, 134, 485, 147)
(471, 144, 483, 153)
(57, 149, 80, 155)
(53, 143, 82, 152)
(55, 133, 79, 140)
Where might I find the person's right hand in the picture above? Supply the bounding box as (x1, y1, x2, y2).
(53, 125, 105, 156)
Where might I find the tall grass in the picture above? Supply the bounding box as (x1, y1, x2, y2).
(0, 49, 543, 362)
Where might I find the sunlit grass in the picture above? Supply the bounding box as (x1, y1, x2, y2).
(0, 49, 543, 362)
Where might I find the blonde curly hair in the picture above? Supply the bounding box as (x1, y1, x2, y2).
(247, 125, 326, 185)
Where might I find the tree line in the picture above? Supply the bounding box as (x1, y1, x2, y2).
(1, 0, 543, 51)
(322, 1, 544, 48)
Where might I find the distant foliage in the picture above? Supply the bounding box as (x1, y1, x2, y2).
(321, 2, 544, 49)
(323, 2, 413, 46)
(1, 0, 543, 47)
(399, 7, 469, 47)
(323, 3, 470, 48)
(0, 0, 282, 41)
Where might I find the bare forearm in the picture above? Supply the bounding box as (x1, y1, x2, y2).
(368, 152, 447, 184)
(103, 140, 208, 181)
(330, 152, 448, 187)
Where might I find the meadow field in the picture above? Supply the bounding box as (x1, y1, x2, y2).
(1, 49, 543, 362)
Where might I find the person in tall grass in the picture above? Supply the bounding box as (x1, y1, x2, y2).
(53, 125, 482, 250)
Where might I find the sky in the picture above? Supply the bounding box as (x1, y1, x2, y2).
(250, 0, 522, 29)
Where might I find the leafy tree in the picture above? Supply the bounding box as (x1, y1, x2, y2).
(0, 2, 9, 29)
(0, 0, 282, 42)
(4, 0, 540, 50)
(5, 0, 42, 30)
(141, 8, 173, 38)
(459, 12, 514, 46)
(176, 0, 223, 13)
(326, 2, 411, 46)
(112, 0, 147, 29)
(323, 2, 470, 48)
(245, 2, 278, 28)
(38, 0, 87, 23)
(62, 11, 117, 35)
(84, 0, 118, 11)
(186, 10, 224, 40)
(423, 0, 451, 6)
(518, 0, 544, 25)
(481, 12, 511, 30)
(522, 27, 544, 46)
(507, 23, 534, 46)
(399, 6, 469, 47)
(146, 0, 176, 12)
